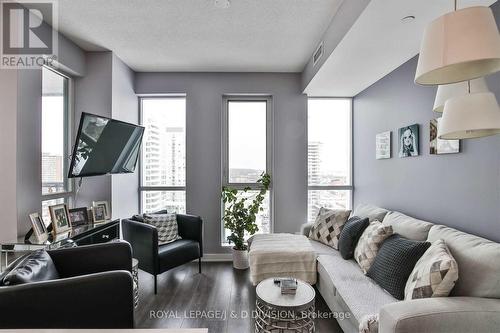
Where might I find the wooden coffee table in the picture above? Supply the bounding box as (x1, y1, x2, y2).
(255, 278, 315, 333)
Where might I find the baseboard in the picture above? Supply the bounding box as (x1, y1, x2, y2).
(201, 253, 232, 262)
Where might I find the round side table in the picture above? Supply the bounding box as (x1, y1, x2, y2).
(255, 278, 315, 333)
(132, 258, 139, 308)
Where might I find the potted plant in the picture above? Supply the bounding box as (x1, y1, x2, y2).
(222, 173, 271, 269)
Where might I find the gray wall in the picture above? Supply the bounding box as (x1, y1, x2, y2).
(135, 73, 307, 253)
(353, 57, 500, 242)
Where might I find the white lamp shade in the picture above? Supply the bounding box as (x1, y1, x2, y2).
(433, 78, 489, 112)
(415, 6, 500, 85)
(438, 92, 500, 139)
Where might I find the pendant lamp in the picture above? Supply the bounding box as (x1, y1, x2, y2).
(433, 78, 489, 112)
(415, 3, 500, 85)
(438, 91, 500, 139)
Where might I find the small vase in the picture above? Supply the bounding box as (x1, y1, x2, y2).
(232, 247, 249, 270)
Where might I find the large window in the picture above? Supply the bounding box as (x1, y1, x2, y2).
(140, 97, 186, 213)
(42, 67, 71, 223)
(222, 96, 273, 243)
(308, 98, 352, 223)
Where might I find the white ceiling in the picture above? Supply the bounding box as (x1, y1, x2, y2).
(304, 0, 498, 97)
(57, 0, 345, 72)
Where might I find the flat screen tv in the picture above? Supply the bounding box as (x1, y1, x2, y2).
(68, 112, 145, 178)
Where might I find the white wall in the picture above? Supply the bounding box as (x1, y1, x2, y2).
(135, 72, 308, 253)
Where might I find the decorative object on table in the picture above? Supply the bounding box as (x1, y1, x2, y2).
(415, 2, 500, 85)
(69, 207, 91, 227)
(91, 205, 107, 223)
(308, 207, 351, 250)
(279, 278, 298, 295)
(405, 239, 458, 300)
(92, 201, 110, 220)
(375, 131, 391, 159)
(222, 172, 271, 270)
(398, 124, 419, 157)
(432, 78, 489, 113)
(29, 213, 49, 243)
(49, 204, 72, 235)
(255, 278, 315, 333)
(143, 213, 181, 245)
(430, 118, 460, 155)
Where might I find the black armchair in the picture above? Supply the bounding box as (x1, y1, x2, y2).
(0, 241, 134, 329)
(122, 213, 203, 294)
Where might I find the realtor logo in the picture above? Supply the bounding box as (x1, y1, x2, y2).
(1, 0, 58, 68)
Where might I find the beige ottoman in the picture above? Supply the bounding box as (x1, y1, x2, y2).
(248, 233, 317, 286)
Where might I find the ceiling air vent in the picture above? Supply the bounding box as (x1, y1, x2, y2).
(313, 41, 324, 67)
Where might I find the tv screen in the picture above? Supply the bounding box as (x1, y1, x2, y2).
(68, 112, 145, 178)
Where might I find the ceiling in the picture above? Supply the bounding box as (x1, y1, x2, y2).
(57, 0, 344, 72)
(304, 0, 498, 96)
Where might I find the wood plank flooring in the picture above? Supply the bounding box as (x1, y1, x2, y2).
(135, 262, 343, 333)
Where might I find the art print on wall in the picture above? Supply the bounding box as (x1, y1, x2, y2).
(398, 124, 419, 157)
(430, 118, 460, 155)
(376, 131, 391, 159)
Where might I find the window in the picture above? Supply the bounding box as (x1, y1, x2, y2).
(222, 96, 273, 243)
(308, 98, 352, 223)
(140, 97, 186, 213)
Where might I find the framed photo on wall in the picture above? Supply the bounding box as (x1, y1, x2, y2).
(376, 131, 391, 159)
(398, 124, 419, 157)
(49, 204, 72, 235)
(69, 207, 91, 227)
(430, 118, 460, 155)
(92, 201, 110, 220)
(29, 213, 48, 243)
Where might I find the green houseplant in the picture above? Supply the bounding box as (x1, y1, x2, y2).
(222, 173, 271, 269)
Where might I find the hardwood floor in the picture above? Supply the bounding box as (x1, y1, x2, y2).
(135, 262, 343, 333)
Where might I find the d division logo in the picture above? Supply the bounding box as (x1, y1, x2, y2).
(1, 0, 57, 68)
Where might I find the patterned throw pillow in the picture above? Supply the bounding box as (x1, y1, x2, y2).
(308, 208, 351, 250)
(144, 213, 181, 245)
(354, 221, 393, 273)
(405, 239, 458, 300)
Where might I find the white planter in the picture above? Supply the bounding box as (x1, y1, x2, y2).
(232, 248, 249, 270)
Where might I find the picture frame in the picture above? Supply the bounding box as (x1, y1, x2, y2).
(92, 201, 110, 220)
(49, 204, 72, 235)
(376, 131, 391, 159)
(430, 118, 460, 155)
(92, 205, 107, 224)
(29, 212, 48, 243)
(398, 124, 419, 158)
(69, 207, 91, 227)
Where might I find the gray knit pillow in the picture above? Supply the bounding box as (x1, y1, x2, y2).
(144, 213, 181, 245)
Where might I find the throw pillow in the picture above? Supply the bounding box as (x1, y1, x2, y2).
(144, 213, 181, 245)
(404, 239, 458, 300)
(308, 207, 351, 250)
(354, 221, 393, 273)
(367, 234, 431, 300)
(338, 216, 370, 259)
(2, 250, 59, 286)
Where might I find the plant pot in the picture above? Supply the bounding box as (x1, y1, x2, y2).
(232, 247, 249, 270)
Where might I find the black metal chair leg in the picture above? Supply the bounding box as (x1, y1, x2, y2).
(198, 257, 202, 273)
(154, 275, 157, 295)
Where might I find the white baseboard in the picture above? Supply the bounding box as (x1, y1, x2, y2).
(201, 253, 232, 262)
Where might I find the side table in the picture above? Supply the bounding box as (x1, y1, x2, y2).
(132, 258, 139, 308)
(255, 278, 315, 333)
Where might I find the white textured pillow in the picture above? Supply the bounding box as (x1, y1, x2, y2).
(308, 208, 351, 250)
(405, 239, 458, 300)
(144, 213, 181, 245)
(354, 221, 393, 273)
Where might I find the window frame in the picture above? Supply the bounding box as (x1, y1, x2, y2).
(138, 95, 187, 214)
(306, 97, 354, 218)
(41, 65, 74, 204)
(221, 95, 274, 244)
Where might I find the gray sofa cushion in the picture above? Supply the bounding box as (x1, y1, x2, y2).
(428, 225, 500, 298)
(352, 203, 389, 222)
(317, 253, 397, 325)
(382, 211, 433, 241)
(309, 239, 339, 256)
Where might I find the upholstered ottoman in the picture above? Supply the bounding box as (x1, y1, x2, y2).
(248, 233, 317, 286)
